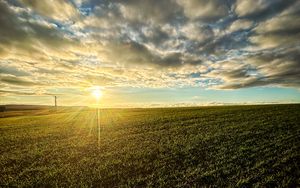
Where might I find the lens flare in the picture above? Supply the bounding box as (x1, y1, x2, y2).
(92, 87, 102, 100)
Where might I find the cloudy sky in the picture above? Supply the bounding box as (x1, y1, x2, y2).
(0, 0, 300, 107)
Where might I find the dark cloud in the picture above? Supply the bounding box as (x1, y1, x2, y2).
(0, 89, 42, 96)
(104, 40, 203, 67)
(178, 0, 233, 22)
(35, 68, 64, 75)
(250, 3, 300, 49)
(0, 1, 28, 45)
(0, 1, 73, 53)
(0, 75, 41, 86)
(120, 0, 183, 24)
(235, 0, 297, 21)
(140, 26, 170, 46)
(218, 47, 300, 89)
(0, 64, 31, 76)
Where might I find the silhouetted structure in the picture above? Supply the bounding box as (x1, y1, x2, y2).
(54, 96, 57, 109)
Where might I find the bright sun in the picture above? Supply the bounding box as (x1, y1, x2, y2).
(92, 87, 102, 100)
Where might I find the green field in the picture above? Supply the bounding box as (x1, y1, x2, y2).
(0, 104, 299, 187)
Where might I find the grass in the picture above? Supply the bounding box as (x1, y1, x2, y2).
(0, 104, 299, 187)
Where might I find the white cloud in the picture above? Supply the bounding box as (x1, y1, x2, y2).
(20, 0, 79, 21)
(177, 0, 229, 21)
(227, 19, 253, 33)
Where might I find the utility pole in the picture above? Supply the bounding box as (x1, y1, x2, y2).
(54, 96, 57, 110)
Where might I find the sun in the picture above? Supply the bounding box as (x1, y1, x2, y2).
(92, 87, 102, 100)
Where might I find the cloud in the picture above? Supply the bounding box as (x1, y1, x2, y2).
(0, 0, 74, 57)
(0, 0, 300, 99)
(83, 74, 115, 86)
(227, 19, 253, 33)
(96, 40, 204, 68)
(181, 22, 214, 41)
(251, 2, 300, 49)
(235, 0, 297, 20)
(20, 0, 79, 21)
(0, 1, 28, 47)
(0, 74, 41, 86)
(140, 26, 170, 46)
(0, 63, 31, 76)
(177, 0, 230, 21)
(118, 0, 183, 24)
(0, 89, 51, 96)
(212, 47, 300, 89)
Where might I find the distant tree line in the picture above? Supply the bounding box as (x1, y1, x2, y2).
(0, 106, 5, 112)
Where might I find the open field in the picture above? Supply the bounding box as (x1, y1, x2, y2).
(0, 104, 299, 187)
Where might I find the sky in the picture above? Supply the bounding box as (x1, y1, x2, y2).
(0, 0, 300, 107)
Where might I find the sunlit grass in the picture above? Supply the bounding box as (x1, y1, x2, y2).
(0, 105, 299, 187)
